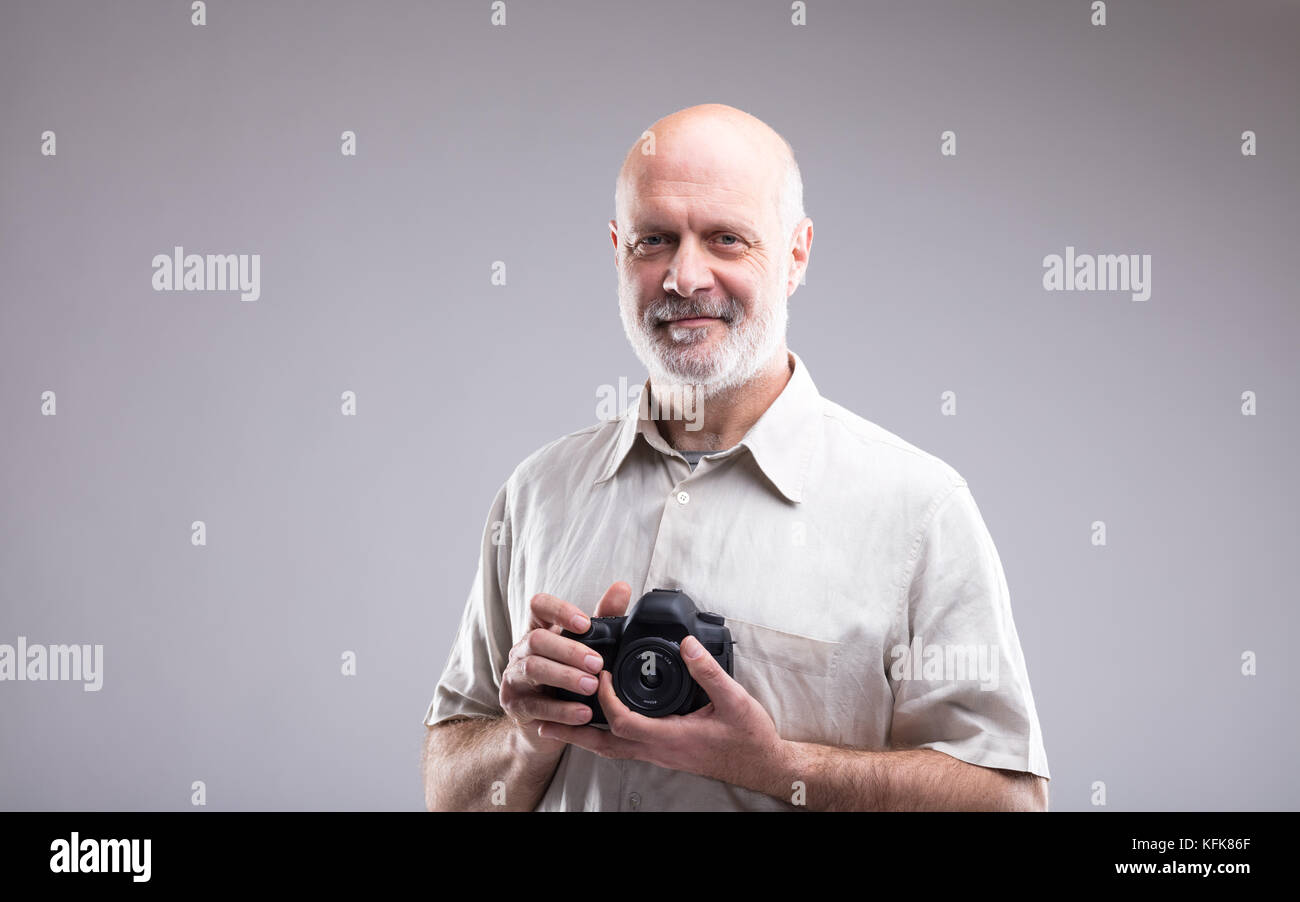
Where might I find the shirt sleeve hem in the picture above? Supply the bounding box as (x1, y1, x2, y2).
(912, 739, 1051, 781)
(423, 695, 503, 727)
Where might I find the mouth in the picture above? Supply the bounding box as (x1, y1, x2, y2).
(659, 316, 723, 327)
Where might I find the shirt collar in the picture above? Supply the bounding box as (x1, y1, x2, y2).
(593, 349, 823, 504)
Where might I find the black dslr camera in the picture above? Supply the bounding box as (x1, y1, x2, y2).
(556, 588, 734, 724)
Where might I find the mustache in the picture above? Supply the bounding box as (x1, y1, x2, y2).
(644, 297, 743, 327)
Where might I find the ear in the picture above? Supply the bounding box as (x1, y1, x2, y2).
(609, 218, 619, 251)
(786, 217, 813, 297)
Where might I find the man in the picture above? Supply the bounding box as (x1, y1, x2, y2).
(421, 103, 1050, 811)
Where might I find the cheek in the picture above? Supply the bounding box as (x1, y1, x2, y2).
(715, 281, 761, 316)
(620, 262, 661, 299)
(722, 255, 772, 296)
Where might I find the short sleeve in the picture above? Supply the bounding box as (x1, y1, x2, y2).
(423, 481, 515, 726)
(888, 482, 1050, 780)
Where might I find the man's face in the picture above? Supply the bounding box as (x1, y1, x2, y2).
(612, 136, 790, 397)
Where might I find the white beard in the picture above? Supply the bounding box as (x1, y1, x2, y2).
(620, 289, 788, 401)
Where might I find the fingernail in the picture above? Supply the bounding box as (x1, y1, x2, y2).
(579, 676, 598, 694)
(682, 635, 704, 659)
(571, 614, 591, 632)
(576, 707, 592, 722)
(584, 654, 604, 674)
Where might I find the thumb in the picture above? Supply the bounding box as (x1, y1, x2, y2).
(593, 581, 633, 618)
(680, 635, 743, 717)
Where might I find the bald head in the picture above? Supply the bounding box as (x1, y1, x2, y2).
(614, 104, 805, 242)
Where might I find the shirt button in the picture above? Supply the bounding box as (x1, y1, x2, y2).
(628, 792, 641, 810)
(676, 491, 690, 505)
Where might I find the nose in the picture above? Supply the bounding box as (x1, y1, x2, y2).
(663, 235, 715, 298)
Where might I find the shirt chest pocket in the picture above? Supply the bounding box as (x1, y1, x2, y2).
(725, 618, 844, 745)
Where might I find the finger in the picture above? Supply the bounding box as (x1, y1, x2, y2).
(597, 670, 659, 742)
(528, 592, 592, 634)
(508, 654, 600, 696)
(536, 722, 640, 760)
(507, 696, 595, 726)
(592, 581, 633, 619)
(679, 635, 745, 717)
(513, 629, 606, 675)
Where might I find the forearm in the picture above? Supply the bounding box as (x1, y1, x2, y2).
(422, 715, 567, 811)
(755, 742, 1048, 812)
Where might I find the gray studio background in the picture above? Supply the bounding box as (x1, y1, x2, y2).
(1, 0, 1297, 811)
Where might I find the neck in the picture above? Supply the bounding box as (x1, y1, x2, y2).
(654, 347, 794, 451)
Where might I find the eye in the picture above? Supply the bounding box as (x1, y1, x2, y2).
(636, 235, 666, 248)
(716, 234, 740, 246)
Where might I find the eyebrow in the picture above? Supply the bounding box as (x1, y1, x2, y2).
(630, 220, 759, 236)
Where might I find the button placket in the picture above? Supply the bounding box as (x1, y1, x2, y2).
(645, 466, 689, 605)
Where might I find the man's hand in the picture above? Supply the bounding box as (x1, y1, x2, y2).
(424, 582, 633, 812)
(499, 581, 633, 751)
(536, 634, 795, 790)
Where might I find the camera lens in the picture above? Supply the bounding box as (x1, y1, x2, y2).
(614, 639, 692, 716)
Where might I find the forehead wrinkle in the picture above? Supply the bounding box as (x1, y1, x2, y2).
(628, 203, 760, 235)
(628, 179, 771, 234)
(635, 178, 758, 201)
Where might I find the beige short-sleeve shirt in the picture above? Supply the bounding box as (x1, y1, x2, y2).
(424, 349, 1050, 810)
